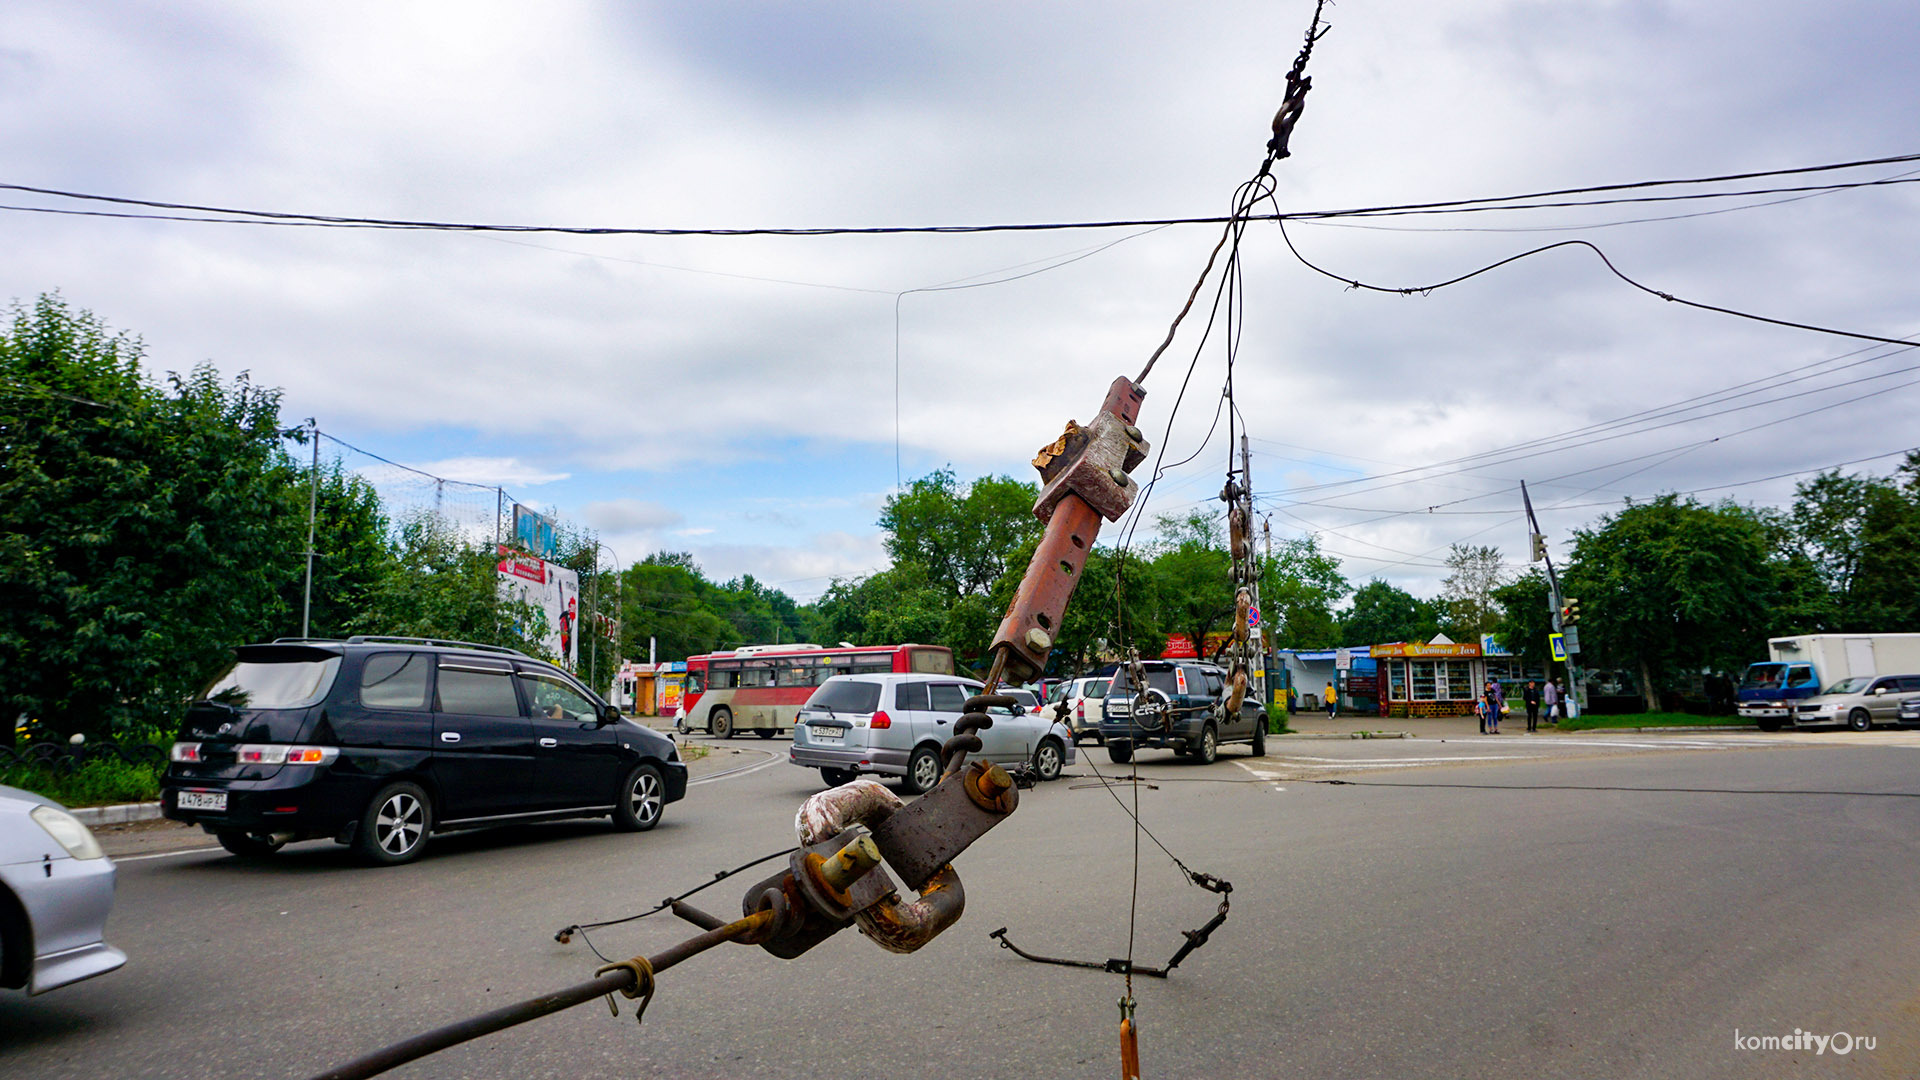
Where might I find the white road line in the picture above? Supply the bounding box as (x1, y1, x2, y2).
(1276, 754, 1535, 764)
(116, 846, 222, 862)
(688, 752, 786, 785)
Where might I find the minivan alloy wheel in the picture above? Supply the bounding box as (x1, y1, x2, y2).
(375, 792, 426, 855)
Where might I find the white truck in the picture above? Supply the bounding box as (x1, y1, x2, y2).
(1737, 634, 1920, 730)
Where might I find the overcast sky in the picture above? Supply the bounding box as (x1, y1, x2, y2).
(4, 1, 1917, 607)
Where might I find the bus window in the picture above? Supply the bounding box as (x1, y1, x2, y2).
(711, 666, 740, 689)
(687, 670, 706, 694)
(741, 664, 774, 688)
(776, 665, 812, 687)
(909, 648, 955, 675)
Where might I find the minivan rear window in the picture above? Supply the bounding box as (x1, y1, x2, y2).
(201, 657, 341, 710)
(810, 680, 882, 714)
(360, 653, 431, 709)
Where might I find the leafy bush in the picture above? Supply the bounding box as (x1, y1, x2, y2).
(1, 753, 163, 807)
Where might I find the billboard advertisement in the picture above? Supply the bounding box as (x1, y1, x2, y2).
(496, 545, 580, 669)
(512, 504, 557, 560)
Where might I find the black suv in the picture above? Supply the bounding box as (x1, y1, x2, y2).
(1098, 659, 1265, 764)
(161, 637, 687, 864)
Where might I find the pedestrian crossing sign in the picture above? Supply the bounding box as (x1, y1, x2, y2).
(1548, 632, 1568, 662)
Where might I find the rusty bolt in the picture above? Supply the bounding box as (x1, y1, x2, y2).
(1124, 423, 1143, 442)
(1108, 466, 1129, 486)
(1024, 627, 1052, 652)
(819, 835, 883, 891)
(976, 766, 1012, 800)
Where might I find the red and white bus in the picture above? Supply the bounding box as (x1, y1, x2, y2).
(681, 643, 956, 738)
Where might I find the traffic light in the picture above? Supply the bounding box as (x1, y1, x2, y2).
(1530, 533, 1548, 562)
(1564, 598, 1581, 625)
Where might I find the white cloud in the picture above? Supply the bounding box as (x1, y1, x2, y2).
(581, 498, 684, 533)
(4, 0, 1917, 601)
(408, 457, 569, 488)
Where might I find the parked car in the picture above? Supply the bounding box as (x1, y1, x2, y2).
(1790, 674, 1920, 731)
(161, 636, 687, 865)
(1900, 695, 1920, 725)
(1045, 676, 1112, 745)
(1, 785, 126, 994)
(789, 674, 1075, 793)
(1099, 659, 1265, 764)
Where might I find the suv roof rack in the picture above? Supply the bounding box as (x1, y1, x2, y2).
(342, 635, 531, 658)
(270, 637, 347, 645)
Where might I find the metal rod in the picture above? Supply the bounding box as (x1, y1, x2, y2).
(309, 910, 774, 1080)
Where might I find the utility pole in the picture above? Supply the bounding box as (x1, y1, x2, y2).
(301, 418, 318, 638)
(1521, 481, 1582, 719)
(1222, 435, 1263, 725)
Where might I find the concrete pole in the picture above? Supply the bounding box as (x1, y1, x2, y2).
(301, 419, 318, 638)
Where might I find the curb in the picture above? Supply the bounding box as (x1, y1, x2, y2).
(1275, 731, 1413, 740)
(1554, 725, 1761, 734)
(71, 802, 164, 826)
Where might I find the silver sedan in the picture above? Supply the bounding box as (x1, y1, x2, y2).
(0, 784, 126, 994)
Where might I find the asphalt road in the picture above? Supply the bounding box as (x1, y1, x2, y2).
(6, 729, 1919, 1079)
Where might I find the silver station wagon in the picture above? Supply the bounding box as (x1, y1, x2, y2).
(788, 673, 1074, 792)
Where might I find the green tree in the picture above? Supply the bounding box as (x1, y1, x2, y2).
(1490, 569, 1554, 666)
(1438, 542, 1507, 642)
(0, 295, 302, 740)
(283, 458, 397, 640)
(618, 553, 734, 661)
(359, 513, 548, 656)
(1262, 533, 1349, 650)
(1565, 495, 1792, 711)
(878, 469, 1041, 598)
(1790, 455, 1920, 632)
(1341, 578, 1441, 646)
(1143, 510, 1234, 658)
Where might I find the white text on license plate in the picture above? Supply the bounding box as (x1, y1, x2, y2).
(178, 790, 227, 811)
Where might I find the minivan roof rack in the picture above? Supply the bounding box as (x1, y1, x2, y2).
(270, 637, 346, 645)
(342, 635, 531, 657)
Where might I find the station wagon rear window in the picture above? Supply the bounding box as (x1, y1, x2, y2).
(811, 680, 882, 714)
(201, 654, 341, 710)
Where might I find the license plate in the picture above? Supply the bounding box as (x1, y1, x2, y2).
(177, 790, 227, 811)
(811, 726, 846, 743)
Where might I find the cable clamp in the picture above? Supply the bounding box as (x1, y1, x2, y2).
(595, 955, 657, 1025)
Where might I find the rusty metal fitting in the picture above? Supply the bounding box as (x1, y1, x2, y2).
(962, 760, 1017, 814)
(854, 863, 967, 954)
(818, 835, 882, 891)
(1033, 410, 1149, 524)
(794, 777, 902, 845)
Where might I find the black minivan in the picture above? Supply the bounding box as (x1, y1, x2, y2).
(162, 636, 687, 864)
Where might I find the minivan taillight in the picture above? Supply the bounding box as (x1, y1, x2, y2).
(1076, 702, 1084, 721)
(233, 744, 339, 766)
(170, 742, 203, 763)
(870, 711, 892, 729)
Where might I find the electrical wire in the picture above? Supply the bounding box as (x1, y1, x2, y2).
(1276, 223, 1920, 350)
(5, 151, 1916, 236)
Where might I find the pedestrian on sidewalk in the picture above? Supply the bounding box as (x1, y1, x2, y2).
(1324, 681, 1338, 719)
(1544, 678, 1561, 724)
(1523, 680, 1542, 732)
(1483, 678, 1502, 734)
